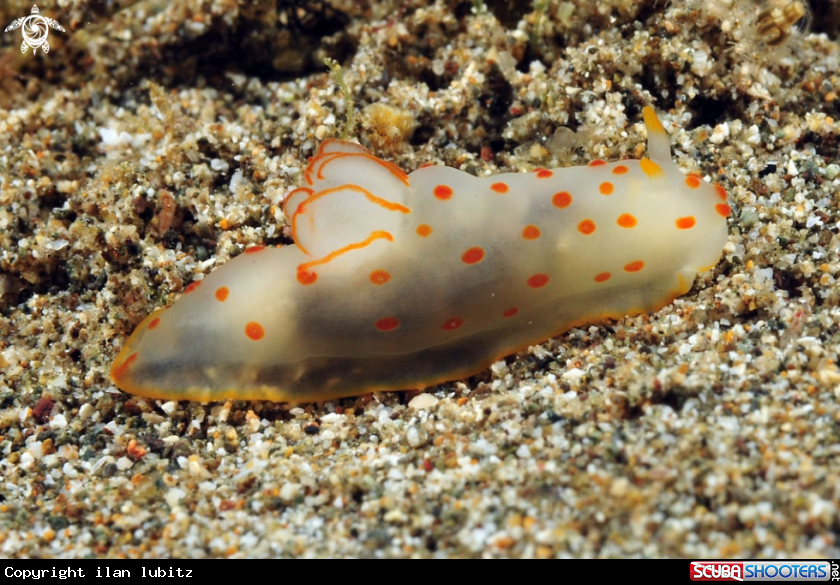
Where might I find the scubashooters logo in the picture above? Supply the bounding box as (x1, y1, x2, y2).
(691, 561, 837, 582)
(4, 5, 65, 55)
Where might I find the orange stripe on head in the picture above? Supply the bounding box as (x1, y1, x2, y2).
(312, 152, 341, 178)
(303, 151, 345, 184)
(290, 185, 411, 255)
(282, 187, 314, 217)
(316, 138, 370, 156)
(306, 147, 366, 175)
(297, 230, 394, 274)
(315, 152, 410, 186)
(382, 159, 411, 184)
(316, 138, 343, 154)
(305, 152, 330, 174)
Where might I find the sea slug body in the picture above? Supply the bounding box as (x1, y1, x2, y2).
(111, 107, 730, 402)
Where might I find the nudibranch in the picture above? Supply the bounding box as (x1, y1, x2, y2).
(111, 107, 730, 402)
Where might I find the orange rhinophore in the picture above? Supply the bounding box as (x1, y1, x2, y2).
(111, 108, 729, 402)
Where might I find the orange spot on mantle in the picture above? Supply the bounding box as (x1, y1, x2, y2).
(370, 269, 391, 285)
(245, 322, 265, 340)
(578, 219, 596, 235)
(522, 225, 541, 240)
(617, 213, 637, 228)
(676, 216, 696, 230)
(375, 317, 400, 332)
(527, 274, 550, 288)
(461, 247, 485, 265)
(552, 192, 572, 209)
(434, 185, 453, 200)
